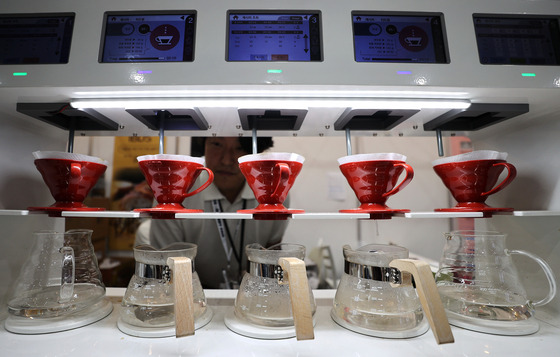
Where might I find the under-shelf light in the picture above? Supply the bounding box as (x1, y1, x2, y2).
(72, 89, 471, 98)
(70, 98, 471, 110)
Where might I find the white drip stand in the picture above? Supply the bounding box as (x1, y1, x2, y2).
(445, 310, 540, 336)
(4, 298, 113, 334)
(116, 308, 213, 338)
(224, 309, 317, 340)
(330, 308, 429, 339)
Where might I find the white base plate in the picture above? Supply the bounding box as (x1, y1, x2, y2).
(330, 308, 429, 339)
(446, 310, 540, 336)
(4, 298, 113, 334)
(224, 309, 316, 340)
(117, 307, 213, 338)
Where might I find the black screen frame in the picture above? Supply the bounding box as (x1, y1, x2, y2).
(0, 12, 75, 65)
(99, 10, 197, 63)
(351, 11, 449, 64)
(226, 9, 323, 62)
(473, 13, 560, 66)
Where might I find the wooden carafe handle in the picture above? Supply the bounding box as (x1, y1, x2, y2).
(389, 259, 454, 345)
(167, 257, 195, 338)
(278, 257, 315, 341)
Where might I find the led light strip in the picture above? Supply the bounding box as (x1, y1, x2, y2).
(70, 98, 471, 110)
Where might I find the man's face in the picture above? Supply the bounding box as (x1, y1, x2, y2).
(204, 137, 249, 198)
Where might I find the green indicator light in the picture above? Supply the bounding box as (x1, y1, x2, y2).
(13, 72, 28, 76)
(521, 73, 536, 77)
(267, 69, 283, 74)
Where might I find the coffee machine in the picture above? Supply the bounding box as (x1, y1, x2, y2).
(0, 0, 559, 355)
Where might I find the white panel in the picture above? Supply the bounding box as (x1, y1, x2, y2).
(0, 0, 559, 137)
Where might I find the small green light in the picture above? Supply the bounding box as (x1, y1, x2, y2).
(267, 69, 283, 74)
(521, 73, 536, 77)
(13, 72, 28, 76)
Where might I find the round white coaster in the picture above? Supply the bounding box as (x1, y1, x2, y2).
(117, 307, 213, 338)
(224, 309, 317, 340)
(330, 308, 429, 339)
(4, 298, 113, 335)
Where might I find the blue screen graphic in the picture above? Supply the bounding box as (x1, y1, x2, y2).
(101, 12, 196, 63)
(227, 12, 322, 61)
(352, 13, 447, 63)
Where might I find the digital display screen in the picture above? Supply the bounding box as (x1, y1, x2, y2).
(100, 11, 196, 63)
(473, 14, 560, 65)
(0, 13, 74, 65)
(227, 11, 322, 61)
(352, 12, 448, 63)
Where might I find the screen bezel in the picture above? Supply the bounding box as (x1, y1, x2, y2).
(98, 10, 197, 63)
(351, 11, 450, 64)
(472, 13, 560, 66)
(0, 12, 75, 65)
(225, 9, 324, 62)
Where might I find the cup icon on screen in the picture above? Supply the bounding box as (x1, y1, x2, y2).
(155, 35, 173, 45)
(404, 37, 422, 46)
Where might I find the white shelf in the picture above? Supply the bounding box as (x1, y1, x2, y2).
(0, 210, 30, 216)
(2, 288, 559, 357)
(175, 212, 254, 219)
(512, 210, 560, 217)
(62, 211, 146, 218)
(398, 212, 485, 218)
(2, 210, 560, 219)
(291, 212, 370, 219)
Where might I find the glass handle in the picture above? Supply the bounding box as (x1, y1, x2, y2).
(59, 246, 75, 303)
(509, 249, 557, 306)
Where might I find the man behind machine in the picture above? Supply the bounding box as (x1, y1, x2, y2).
(135, 136, 290, 289)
